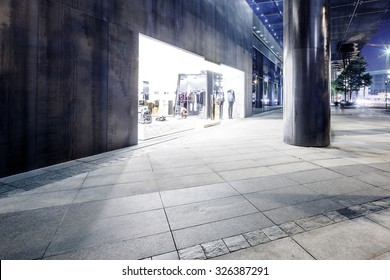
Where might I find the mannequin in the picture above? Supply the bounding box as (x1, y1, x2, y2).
(216, 90, 225, 119)
(227, 89, 235, 119)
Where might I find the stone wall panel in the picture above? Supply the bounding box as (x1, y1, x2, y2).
(0, 0, 39, 176)
(107, 23, 138, 150)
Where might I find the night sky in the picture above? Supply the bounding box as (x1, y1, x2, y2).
(361, 17, 390, 71)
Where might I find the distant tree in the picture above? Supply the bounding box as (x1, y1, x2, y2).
(334, 71, 347, 100)
(361, 72, 372, 101)
(334, 53, 371, 101)
(331, 80, 338, 102)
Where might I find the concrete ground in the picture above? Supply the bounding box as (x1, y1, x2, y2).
(1, 107, 390, 260)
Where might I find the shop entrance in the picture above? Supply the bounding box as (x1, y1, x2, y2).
(138, 34, 245, 140)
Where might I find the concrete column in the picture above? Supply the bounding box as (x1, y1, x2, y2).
(283, 0, 331, 147)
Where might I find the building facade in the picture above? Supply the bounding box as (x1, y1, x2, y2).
(1, 0, 282, 177)
(369, 69, 390, 94)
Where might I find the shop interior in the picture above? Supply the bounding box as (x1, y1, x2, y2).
(138, 34, 245, 140)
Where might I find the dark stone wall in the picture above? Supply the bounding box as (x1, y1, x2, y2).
(0, 0, 253, 177)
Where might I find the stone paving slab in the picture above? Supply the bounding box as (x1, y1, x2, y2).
(153, 165, 215, 179)
(82, 171, 156, 188)
(63, 193, 163, 223)
(312, 158, 358, 168)
(243, 230, 270, 246)
(0, 206, 68, 259)
(201, 154, 261, 165)
(55, 163, 99, 176)
(0, 169, 49, 184)
(366, 208, 390, 229)
(284, 168, 344, 184)
(201, 240, 229, 258)
(152, 251, 179, 260)
(229, 175, 297, 194)
(218, 166, 277, 181)
(75, 180, 159, 202)
(209, 160, 263, 172)
(0, 185, 16, 196)
(263, 198, 344, 224)
(223, 235, 250, 252)
(372, 197, 390, 208)
(369, 162, 390, 173)
(173, 213, 274, 249)
(329, 187, 390, 207)
(244, 185, 324, 212)
(262, 226, 288, 240)
(6, 172, 70, 191)
(156, 173, 225, 191)
(87, 163, 152, 177)
(165, 196, 258, 230)
(178, 245, 206, 260)
(302, 177, 372, 196)
(45, 232, 175, 260)
(16, 173, 87, 195)
(0, 190, 79, 214)
(328, 164, 384, 177)
(354, 172, 390, 187)
(253, 155, 303, 167)
(160, 183, 238, 207)
(268, 162, 320, 175)
(45, 209, 170, 257)
(279, 222, 305, 235)
(151, 158, 207, 170)
(214, 237, 315, 260)
(292, 217, 390, 260)
(295, 215, 334, 231)
(371, 252, 390, 260)
(324, 210, 349, 222)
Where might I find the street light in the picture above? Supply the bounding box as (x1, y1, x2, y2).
(386, 47, 390, 109)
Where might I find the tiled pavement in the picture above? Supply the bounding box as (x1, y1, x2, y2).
(1, 107, 390, 260)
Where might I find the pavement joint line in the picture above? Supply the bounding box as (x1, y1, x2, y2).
(164, 197, 390, 260)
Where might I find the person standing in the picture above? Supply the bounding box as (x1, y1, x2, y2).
(227, 89, 235, 119)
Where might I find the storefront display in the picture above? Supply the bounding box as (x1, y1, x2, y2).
(175, 71, 224, 120)
(138, 34, 245, 139)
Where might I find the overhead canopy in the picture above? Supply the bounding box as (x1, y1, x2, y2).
(246, 0, 390, 69)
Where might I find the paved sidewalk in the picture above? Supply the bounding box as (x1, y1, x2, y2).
(1, 107, 390, 260)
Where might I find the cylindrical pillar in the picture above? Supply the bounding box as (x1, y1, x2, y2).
(283, 0, 331, 147)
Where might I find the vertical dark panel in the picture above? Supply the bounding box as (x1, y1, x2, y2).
(0, 0, 39, 177)
(73, 14, 108, 158)
(37, 0, 75, 166)
(109, 0, 149, 35)
(37, 0, 109, 167)
(107, 24, 138, 150)
(61, 0, 109, 21)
